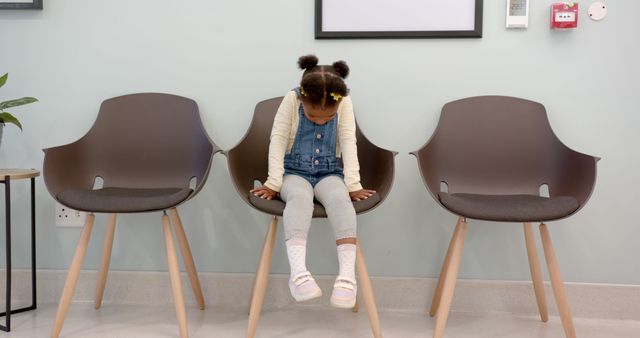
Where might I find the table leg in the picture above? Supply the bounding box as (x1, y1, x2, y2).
(30, 177, 36, 310)
(0, 176, 12, 331)
(0, 176, 39, 332)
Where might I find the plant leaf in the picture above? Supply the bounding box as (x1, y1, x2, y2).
(0, 97, 38, 110)
(0, 112, 23, 130)
(0, 73, 7, 89)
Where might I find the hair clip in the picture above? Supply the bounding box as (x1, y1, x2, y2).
(300, 87, 307, 96)
(330, 92, 343, 101)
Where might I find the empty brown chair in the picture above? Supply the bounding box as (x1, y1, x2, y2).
(412, 96, 599, 338)
(43, 93, 220, 338)
(225, 97, 396, 338)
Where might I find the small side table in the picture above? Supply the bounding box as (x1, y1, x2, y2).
(0, 169, 39, 332)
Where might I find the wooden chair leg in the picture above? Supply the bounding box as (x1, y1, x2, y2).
(51, 213, 95, 338)
(433, 219, 468, 338)
(523, 222, 549, 322)
(352, 297, 359, 313)
(247, 277, 256, 315)
(246, 216, 278, 315)
(540, 223, 576, 338)
(163, 213, 189, 338)
(429, 216, 464, 317)
(246, 216, 278, 338)
(170, 208, 205, 310)
(95, 213, 117, 309)
(356, 241, 382, 338)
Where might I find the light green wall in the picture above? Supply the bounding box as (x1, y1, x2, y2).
(1, 0, 638, 284)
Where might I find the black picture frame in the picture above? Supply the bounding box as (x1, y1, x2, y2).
(0, 0, 42, 10)
(315, 0, 483, 39)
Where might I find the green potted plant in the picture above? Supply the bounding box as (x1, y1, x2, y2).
(0, 73, 38, 147)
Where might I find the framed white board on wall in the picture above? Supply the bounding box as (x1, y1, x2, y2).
(0, 0, 42, 9)
(315, 0, 483, 39)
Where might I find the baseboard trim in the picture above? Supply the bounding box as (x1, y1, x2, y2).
(1, 270, 637, 321)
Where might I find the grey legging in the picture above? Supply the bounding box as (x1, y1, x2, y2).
(280, 174, 357, 241)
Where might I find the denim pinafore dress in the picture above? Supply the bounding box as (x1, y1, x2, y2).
(283, 87, 344, 186)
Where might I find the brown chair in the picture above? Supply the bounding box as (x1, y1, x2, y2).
(225, 97, 396, 338)
(43, 93, 220, 338)
(411, 96, 599, 338)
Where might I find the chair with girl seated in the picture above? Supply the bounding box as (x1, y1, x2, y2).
(225, 96, 396, 338)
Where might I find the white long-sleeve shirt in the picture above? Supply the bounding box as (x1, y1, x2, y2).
(264, 90, 363, 192)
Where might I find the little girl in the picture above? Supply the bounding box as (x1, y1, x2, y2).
(251, 55, 375, 308)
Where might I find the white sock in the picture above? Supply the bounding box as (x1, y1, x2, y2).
(337, 243, 356, 281)
(286, 238, 308, 278)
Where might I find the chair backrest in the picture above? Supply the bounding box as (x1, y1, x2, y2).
(227, 96, 396, 209)
(413, 96, 597, 203)
(43, 93, 218, 198)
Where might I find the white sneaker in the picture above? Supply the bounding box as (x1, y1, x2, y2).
(289, 271, 322, 302)
(330, 276, 357, 309)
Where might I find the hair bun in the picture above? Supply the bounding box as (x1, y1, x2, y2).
(332, 60, 349, 78)
(298, 55, 319, 70)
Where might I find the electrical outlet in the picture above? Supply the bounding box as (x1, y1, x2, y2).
(55, 202, 87, 227)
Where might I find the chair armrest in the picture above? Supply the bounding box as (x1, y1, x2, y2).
(223, 147, 267, 206)
(357, 136, 397, 204)
(410, 140, 445, 205)
(548, 148, 599, 209)
(42, 143, 96, 200)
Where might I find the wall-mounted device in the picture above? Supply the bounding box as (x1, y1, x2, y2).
(506, 0, 529, 28)
(588, 2, 607, 21)
(551, 2, 579, 29)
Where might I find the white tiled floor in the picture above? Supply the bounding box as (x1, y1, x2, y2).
(3, 303, 640, 337)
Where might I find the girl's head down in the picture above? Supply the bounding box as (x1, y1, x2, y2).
(298, 55, 349, 124)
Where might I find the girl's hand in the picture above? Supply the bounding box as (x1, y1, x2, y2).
(349, 189, 376, 201)
(250, 185, 278, 200)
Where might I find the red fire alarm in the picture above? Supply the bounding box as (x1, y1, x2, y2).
(551, 2, 579, 29)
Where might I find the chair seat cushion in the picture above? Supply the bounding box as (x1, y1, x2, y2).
(57, 187, 193, 213)
(249, 192, 381, 217)
(438, 192, 579, 222)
